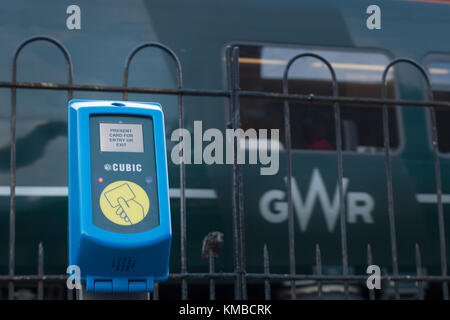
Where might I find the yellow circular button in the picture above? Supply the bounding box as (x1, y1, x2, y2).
(99, 180, 150, 226)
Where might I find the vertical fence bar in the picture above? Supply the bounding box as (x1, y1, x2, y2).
(282, 53, 342, 299)
(231, 46, 247, 300)
(263, 244, 271, 300)
(9, 47, 17, 301)
(153, 283, 159, 300)
(367, 244, 375, 300)
(9, 36, 72, 300)
(37, 242, 44, 300)
(123, 42, 186, 299)
(415, 243, 424, 300)
(424, 82, 449, 300)
(233, 47, 247, 300)
(175, 54, 187, 301)
(67, 288, 73, 300)
(381, 61, 400, 300)
(382, 58, 448, 300)
(329, 61, 348, 298)
(315, 244, 322, 298)
(282, 58, 297, 301)
(226, 46, 242, 300)
(427, 95, 449, 300)
(209, 248, 215, 300)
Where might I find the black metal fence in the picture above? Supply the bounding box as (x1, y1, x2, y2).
(0, 36, 450, 300)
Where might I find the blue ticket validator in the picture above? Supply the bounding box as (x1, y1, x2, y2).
(68, 100, 171, 293)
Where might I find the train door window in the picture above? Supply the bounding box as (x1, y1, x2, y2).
(237, 45, 399, 152)
(423, 56, 450, 153)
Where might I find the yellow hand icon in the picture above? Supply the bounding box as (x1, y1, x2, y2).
(100, 180, 150, 226)
(116, 197, 145, 225)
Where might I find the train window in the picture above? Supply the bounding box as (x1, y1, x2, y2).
(425, 58, 450, 153)
(238, 45, 399, 152)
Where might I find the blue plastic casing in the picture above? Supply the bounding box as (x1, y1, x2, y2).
(68, 100, 171, 293)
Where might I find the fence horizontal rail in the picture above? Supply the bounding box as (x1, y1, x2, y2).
(0, 275, 67, 281)
(1, 81, 449, 109)
(246, 274, 450, 282)
(0, 81, 229, 97)
(2, 273, 450, 283)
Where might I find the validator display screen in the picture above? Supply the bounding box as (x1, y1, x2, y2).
(99, 122, 144, 153)
(89, 115, 160, 234)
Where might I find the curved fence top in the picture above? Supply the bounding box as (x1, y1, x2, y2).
(282, 53, 338, 97)
(381, 57, 433, 101)
(123, 42, 183, 100)
(12, 35, 73, 86)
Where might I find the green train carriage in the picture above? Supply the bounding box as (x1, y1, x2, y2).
(0, 0, 450, 298)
